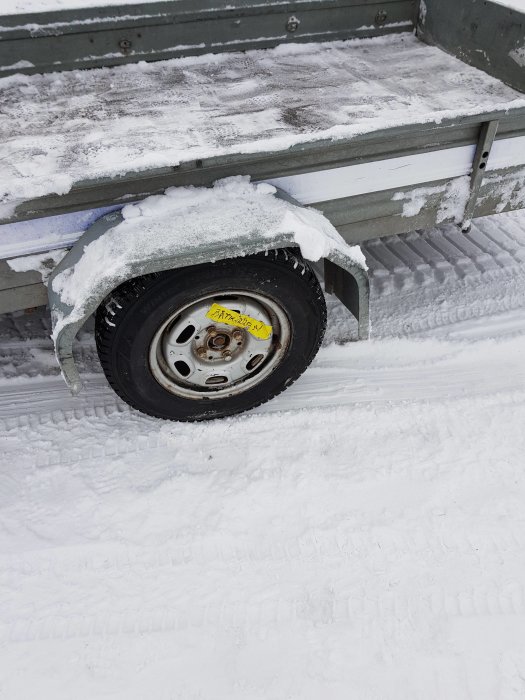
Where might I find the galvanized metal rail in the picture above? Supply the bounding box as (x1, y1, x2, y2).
(418, 0, 525, 93)
(0, 0, 417, 76)
(7, 110, 525, 236)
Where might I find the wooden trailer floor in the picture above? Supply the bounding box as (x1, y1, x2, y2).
(1, 32, 524, 215)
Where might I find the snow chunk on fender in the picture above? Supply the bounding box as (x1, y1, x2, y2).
(48, 176, 368, 394)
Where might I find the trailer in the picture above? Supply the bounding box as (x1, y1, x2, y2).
(0, 0, 524, 420)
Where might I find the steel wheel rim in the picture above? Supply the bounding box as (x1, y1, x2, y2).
(148, 290, 291, 399)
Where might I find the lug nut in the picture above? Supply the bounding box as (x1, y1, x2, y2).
(207, 326, 217, 337)
(232, 330, 243, 341)
(197, 347, 207, 358)
(222, 351, 232, 361)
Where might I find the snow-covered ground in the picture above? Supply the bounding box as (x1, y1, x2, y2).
(1, 210, 525, 698)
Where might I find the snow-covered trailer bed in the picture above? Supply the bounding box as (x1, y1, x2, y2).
(0, 0, 524, 420)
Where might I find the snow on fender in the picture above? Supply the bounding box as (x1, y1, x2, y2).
(48, 176, 369, 394)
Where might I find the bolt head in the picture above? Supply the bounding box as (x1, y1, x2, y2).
(286, 15, 300, 32)
(375, 10, 387, 25)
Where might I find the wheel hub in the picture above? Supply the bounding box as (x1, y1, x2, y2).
(206, 327, 234, 352)
(195, 325, 245, 363)
(148, 292, 290, 399)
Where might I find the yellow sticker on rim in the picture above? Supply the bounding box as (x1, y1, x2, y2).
(206, 303, 273, 340)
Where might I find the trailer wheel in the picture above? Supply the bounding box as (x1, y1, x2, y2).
(95, 249, 326, 421)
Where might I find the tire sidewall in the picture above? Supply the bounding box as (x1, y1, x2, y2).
(102, 255, 325, 420)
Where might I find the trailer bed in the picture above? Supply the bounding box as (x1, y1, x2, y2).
(2, 32, 525, 221)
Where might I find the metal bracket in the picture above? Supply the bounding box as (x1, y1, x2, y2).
(324, 258, 369, 340)
(461, 119, 499, 231)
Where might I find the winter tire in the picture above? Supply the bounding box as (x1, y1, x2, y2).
(95, 249, 326, 421)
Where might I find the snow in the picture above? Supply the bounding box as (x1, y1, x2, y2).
(2, 209, 525, 697)
(1, 0, 174, 13)
(1, 32, 524, 213)
(436, 176, 472, 224)
(6, 248, 67, 282)
(393, 183, 444, 217)
(484, 167, 525, 213)
(510, 45, 525, 67)
(50, 177, 365, 340)
(392, 167, 525, 225)
(0, 59, 34, 70)
(393, 175, 472, 223)
(418, 0, 427, 24)
(491, 0, 525, 11)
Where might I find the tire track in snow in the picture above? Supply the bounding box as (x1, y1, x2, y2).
(0, 375, 127, 424)
(2, 523, 525, 577)
(361, 211, 525, 335)
(368, 210, 525, 286)
(1, 360, 524, 472)
(5, 584, 525, 643)
(2, 315, 525, 427)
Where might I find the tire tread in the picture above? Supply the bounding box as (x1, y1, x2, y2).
(95, 250, 326, 421)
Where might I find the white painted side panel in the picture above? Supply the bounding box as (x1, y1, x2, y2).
(265, 145, 477, 205)
(489, 135, 525, 170)
(266, 136, 525, 206)
(0, 205, 122, 260)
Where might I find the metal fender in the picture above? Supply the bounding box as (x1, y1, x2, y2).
(48, 194, 369, 394)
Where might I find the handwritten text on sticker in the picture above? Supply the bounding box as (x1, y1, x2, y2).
(205, 303, 273, 340)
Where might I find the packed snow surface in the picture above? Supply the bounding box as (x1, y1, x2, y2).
(1, 33, 525, 214)
(50, 177, 365, 339)
(0, 213, 525, 700)
(2, 210, 525, 698)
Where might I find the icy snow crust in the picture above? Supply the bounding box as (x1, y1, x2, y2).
(1, 33, 525, 213)
(50, 177, 366, 339)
